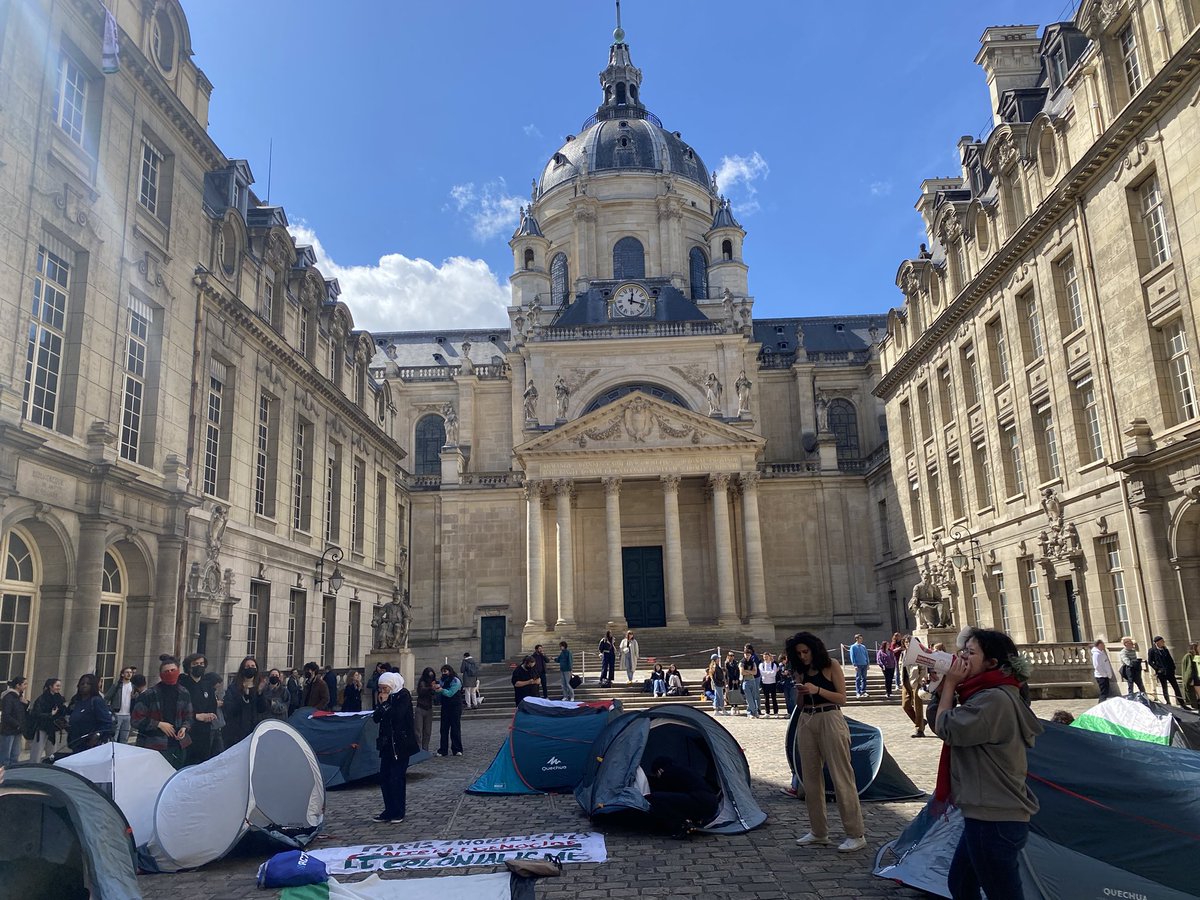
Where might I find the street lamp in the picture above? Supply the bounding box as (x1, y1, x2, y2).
(315, 545, 345, 595)
(948, 525, 982, 571)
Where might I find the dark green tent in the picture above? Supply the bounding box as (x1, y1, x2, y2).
(287, 707, 430, 787)
(0, 763, 142, 899)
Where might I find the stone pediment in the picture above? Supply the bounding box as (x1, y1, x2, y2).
(515, 391, 764, 480)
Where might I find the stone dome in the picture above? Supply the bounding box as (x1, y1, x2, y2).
(538, 109, 711, 195)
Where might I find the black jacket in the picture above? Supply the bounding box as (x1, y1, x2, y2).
(222, 679, 269, 746)
(1148, 646, 1176, 675)
(373, 689, 419, 762)
(1, 688, 27, 736)
(27, 691, 66, 742)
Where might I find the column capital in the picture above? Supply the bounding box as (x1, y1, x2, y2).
(707, 473, 732, 492)
(660, 473, 681, 493)
(602, 476, 622, 497)
(522, 480, 545, 502)
(739, 471, 761, 491)
(553, 478, 576, 501)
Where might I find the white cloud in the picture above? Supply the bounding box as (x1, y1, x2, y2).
(713, 151, 770, 215)
(523, 123, 543, 139)
(288, 224, 511, 332)
(447, 177, 525, 242)
(870, 180, 893, 197)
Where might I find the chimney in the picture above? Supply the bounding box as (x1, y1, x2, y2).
(975, 26, 1043, 127)
(915, 177, 963, 240)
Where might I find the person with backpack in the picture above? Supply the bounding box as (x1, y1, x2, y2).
(460, 652, 480, 709)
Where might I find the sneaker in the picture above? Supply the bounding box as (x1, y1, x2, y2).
(795, 832, 829, 846)
(388, 816, 405, 824)
(372, 813, 390, 822)
(453, 751, 463, 756)
(837, 836, 868, 853)
(436, 751, 448, 757)
(779, 786, 798, 798)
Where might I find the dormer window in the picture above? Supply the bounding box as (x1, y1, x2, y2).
(775, 326, 785, 334)
(778, 342, 789, 350)
(1050, 48, 1068, 88)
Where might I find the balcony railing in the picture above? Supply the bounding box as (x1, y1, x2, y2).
(394, 363, 508, 381)
(579, 106, 664, 130)
(536, 320, 725, 342)
(757, 349, 873, 368)
(759, 461, 820, 476)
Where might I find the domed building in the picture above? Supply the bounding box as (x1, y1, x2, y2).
(373, 21, 893, 663)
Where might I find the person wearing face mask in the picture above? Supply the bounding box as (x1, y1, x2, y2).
(302, 662, 331, 711)
(132, 655, 195, 768)
(180, 652, 221, 764)
(222, 655, 269, 746)
(262, 668, 290, 720)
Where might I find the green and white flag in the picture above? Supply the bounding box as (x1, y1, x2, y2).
(1073, 697, 1174, 745)
(283, 872, 512, 900)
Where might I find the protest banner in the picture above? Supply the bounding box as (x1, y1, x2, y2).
(307, 832, 607, 874)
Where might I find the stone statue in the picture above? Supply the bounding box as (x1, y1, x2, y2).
(704, 372, 723, 416)
(554, 375, 570, 420)
(460, 341, 474, 375)
(909, 568, 950, 629)
(815, 391, 831, 433)
(442, 402, 459, 446)
(735, 370, 752, 416)
(372, 586, 412, 650)
(523, 380, 539, 421)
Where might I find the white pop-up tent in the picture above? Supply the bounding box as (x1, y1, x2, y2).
(55, 742, 175, 845)
(142, 719, 324, 871)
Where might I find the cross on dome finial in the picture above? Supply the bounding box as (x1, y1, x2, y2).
(614, 0, 624, 43)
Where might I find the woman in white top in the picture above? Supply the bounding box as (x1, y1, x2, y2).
(760, 652, 781, 717)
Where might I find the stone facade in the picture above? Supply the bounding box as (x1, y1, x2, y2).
(876, 1, 1200, 655)
(0, 0, 406, 685)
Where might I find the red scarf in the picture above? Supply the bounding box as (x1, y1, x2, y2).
(933, 669, 1021, 811)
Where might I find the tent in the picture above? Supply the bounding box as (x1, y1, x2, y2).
(141, 719, 325, 872)
(873, 721, 1200, 899)
(1072, 694, 1200, 749)
(288, 708, 432, 788)
(469, 697, 621, 795)
(573, 704, 766, 834)
(0, 763, 142, 900)
(55, 742, 176, 844)
(784, 712, 924, 801)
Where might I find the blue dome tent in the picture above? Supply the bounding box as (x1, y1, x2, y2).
(784, 711, 924, 801)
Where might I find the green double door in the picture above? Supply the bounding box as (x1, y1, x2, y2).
(622, 546, 666, 629)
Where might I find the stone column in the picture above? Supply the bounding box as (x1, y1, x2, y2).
(154, 536, 185, 661)
(67, 517, 109, 682)
(1131, 502, 1188, 649)
(554, 479, 576, 626)
(525, 481, 545, 628)
(709, 474, 739, 625)
(740, 472, 770, 628)
(603, 477, 626, 628)
(661, 475, 688, 626)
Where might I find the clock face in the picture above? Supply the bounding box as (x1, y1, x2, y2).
(613, 284, 651, 317)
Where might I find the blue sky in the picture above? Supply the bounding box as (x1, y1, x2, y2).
(183, 1, 1078, 332)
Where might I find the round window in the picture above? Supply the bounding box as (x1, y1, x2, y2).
(975, 215, 991, 256)
(1038, 129, 1057, 180)
(220, 222, 237, 274)
(151, 9, 176, 72)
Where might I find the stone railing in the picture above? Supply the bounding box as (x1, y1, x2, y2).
(460, 471, 525, 488)
(1017, 641, 1093, 699)
(757, 349, 873, 369)
(409, 474, 442, 489)
(394, 363, 508, 381)
(537, 320, 725, 342)
(758, 461, 820, 476)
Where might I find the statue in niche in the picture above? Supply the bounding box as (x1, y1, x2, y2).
(704, 372, 723, 416)
(735, 371, 753, 416)
(554, 375, 570, 420)
(815, 391, 831, 433)
(909, 568, 951, 629)
(442, 402, 459, 446)
(523, 380, 539, 421)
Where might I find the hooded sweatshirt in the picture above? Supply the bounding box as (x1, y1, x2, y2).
(936, 683, 1044, 822)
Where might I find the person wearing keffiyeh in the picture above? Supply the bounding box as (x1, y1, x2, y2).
(934, 628, 1043, 900)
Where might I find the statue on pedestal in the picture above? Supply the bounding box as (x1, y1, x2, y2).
(371, 587, 412, 650)
(442, 402, 459, 446)
(909, 568, 950, 629)
(704, 372, 723, 416)
(735, 371, 753, 416)
(523, 380, 539, 422)
(554, 375, 570, 420)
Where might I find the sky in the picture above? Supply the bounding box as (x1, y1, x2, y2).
(182, 1, 1080, 333)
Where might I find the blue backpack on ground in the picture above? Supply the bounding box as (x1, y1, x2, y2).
(256, 850, 328, 888)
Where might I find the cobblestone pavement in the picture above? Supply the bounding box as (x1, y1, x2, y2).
(138, 697, 1097, 900)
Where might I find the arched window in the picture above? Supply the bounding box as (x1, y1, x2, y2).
(523, 248, 534, 270)
(550, 253, 569, 306)
(613, 237, 645, 281)
(828, 399, 860, 465)
(721, 239, 733, 261)
(689, 247, 708, 300)
(583, 383, 688, 414)
(97, 550, 126, 686)
(414, 415, 446, 475)
(1, 529, 37, 680)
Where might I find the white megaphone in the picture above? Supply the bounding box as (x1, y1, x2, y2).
(902, 639, 956, 674)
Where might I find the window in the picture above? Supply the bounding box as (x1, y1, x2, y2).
(899, 399, 914, 453)
(292, 419, 313, 531)
(917, 383, 933, 438)
(119, 296, 153, 463)
(351, 459, 366, 554)
(1118, 23, 1142, 95)
(414, 415, 446, 475)
(1020, 289, 1044, 361)
(612, 236, 645, 280)
(53, 54, 88, 147)
(909, 477, 925, 537)
(1035, 405, 1061, 481)
(1101, 535, 1131, 637)
(1, 531, 36, 681)
(203, 360, 228, 496)
(1138, 176, 1171, 269)
(523, 248, 534, 270)
(287, 589, 306, 669)
(987, 318, 1010, 384)
(689, 247, 708, 300)
(151, 7, 177, 71)
(928, 469, 943, 530)
(550, 252, 569, 305)
(973, 440, 994, 509)
(1050, 48, 1068, 88)
(1002, 421, 1025, 496)
(137, 139, 165, 215)
(962, 344, 981, 406)
(325, 443, 341, 543)
(262, 269, 276, 324)
(298, 307, 310, 358)
(22, 244, 71, 430)
(254, 392, 279, 517)
(1025, 559, 1045, 641)
(1165, 321, 1197, 421)
(828, 399, 860, 463)
(949, 456, 966, 520)
(937, 364, 954, 422)
(950, 241, 968, 294)
(966, 572, 983, 627)
(721, 239, 733, 261)
(248, 581, 268, 658)
(348, 598, 361, 665)
(877, 499, 891, 555)
(1074, 379, 1104, 463)
(375, 474, 388, 563)
(994, 567, 1011, 633)
(96, 551, 124, 687)
(321, 595, 335, 666)
(1056, 254, 1084, 333)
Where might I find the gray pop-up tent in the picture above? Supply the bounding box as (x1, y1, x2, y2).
(0, 763, 142, 899)
(56, 742, 176, 845)
(873, 722, 1200, 898)
(141, 719, 324, 871)
(288, 708, 431, 787)
(574, 704, 766, 833)
(784, 712, 924, 801)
